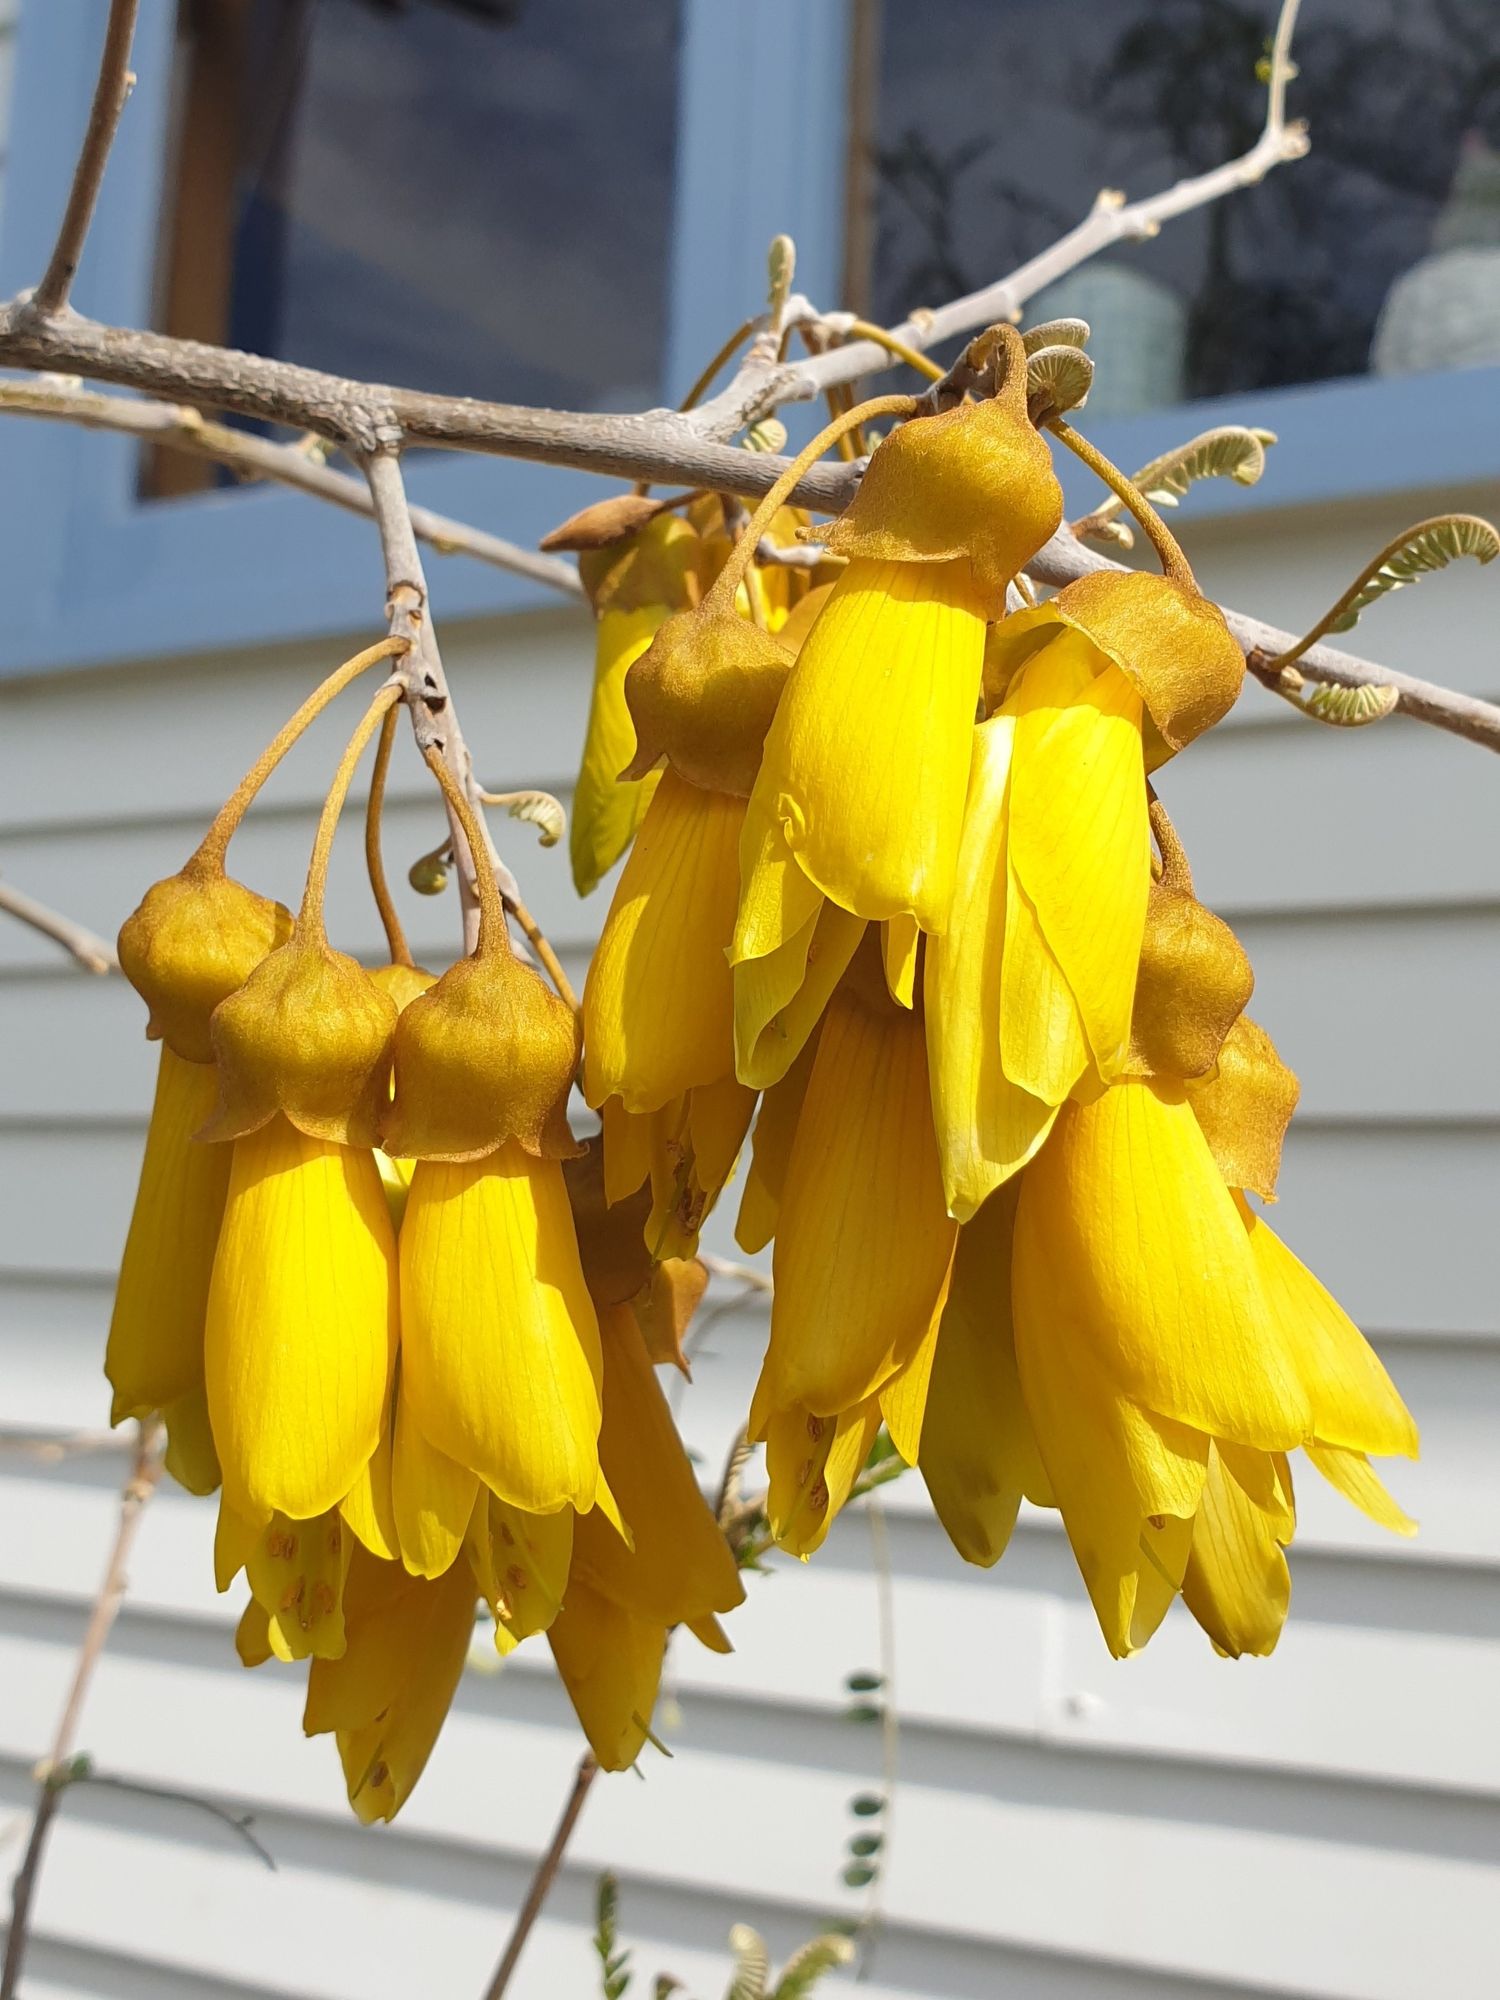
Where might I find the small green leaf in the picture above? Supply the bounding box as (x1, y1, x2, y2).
(1022, 317, 1090, 354)
(1323, 514, 1499, 633)
(849, 1792, 885, 1817)
(772, 1933, 857, 2000)
(844, 1703, 884, 1726)
(844, 1671, 884, 1694)
(724, 1922, 770, 2000)
(1027, 344, 1094, 419)
(848, 1833, 883, 1858)
(842, 1862, 877, 1889)
(1075, 426, 1276, 543)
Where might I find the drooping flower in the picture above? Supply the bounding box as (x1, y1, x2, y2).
(548, 1303, 744, 1767)
(749, 965, 957, 1431)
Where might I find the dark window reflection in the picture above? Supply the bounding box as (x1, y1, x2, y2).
(860, 0, 1500, 416)
(156, 0, 680, 434)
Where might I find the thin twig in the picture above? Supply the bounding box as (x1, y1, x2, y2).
(0, 381, 581, 597)
(0, 879, 118, 974)
(692, 0, 1309, 427)
(29, 0, 140, 317)
(855, 1499, 899, 1983)
(482, 1751, 600, 2000)
(75, 1773, 276, 1872)
(1, 1418, 164, 2000)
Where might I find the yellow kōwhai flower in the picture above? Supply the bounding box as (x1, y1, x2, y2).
(303, 1543, 479, 1824)
(567, 512, 704, 896)
(206, 1111, 398, 1527)
(107, 1046, 230, 1427)
(549, 1303, 744, 1767)
(749, 974, 957, 1429)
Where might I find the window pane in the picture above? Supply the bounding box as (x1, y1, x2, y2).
(858, 0, 1500, 416)
(156, 0, 681, 417)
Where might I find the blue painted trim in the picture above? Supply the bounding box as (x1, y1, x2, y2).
(2, 0, 1495, 678)
(1070, 366, 1500, 525)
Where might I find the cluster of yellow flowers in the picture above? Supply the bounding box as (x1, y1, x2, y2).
(108, 640, 742, 1821)
(105, 323, 1419, 1824)
(580, 326, 1418, 1661)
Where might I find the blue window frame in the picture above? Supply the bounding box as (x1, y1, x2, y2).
(0, 0, 1494, 678)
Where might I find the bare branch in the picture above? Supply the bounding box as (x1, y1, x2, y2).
(0, 379, 581, 597)
(482, 1751, 599, 2000)
(30, 0, 140, 317)
(1027, 529, 1500, 754)
(692, 0, 1310, 428)
(0, 878, 118, 973)
(1, 1419, 164, 2000)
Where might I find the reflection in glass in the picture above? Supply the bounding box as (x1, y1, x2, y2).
(858, 0, 1500, 415)
(156, 0, 681, 419)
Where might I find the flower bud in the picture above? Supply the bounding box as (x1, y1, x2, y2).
(622, 606, 792, 797)
(202, 937, 397, 1149)
(118, 862, 293, 1064)
(1129, 882, 1254, 1082)
(382, 941, 581, 1162)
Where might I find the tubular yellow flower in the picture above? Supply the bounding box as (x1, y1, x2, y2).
(549, 1305, 743, 1766)
(398, 1145, 604, 1516)
(763, 1399, 881, 1560)
(568, 510, 705, 896)
(573, 605, 667, 896)
(735, 1032, 818, 1256)
(924, 717, 1055, 1221)
(107, 1046, 231, 1424)
(745, 554, 991, 934)
(1000, 631, 1151, 1095)
(919, 1184, 1052, 1567)
(206, 1114, 397, 1527)
(340, 1393, 400, 1563)
(750, 987, 957, 1423)
(304, 1545, 478, 1824)
(1011, 1080, 1313, 1655)
(583, 768, 744, 1114)
(597, 1079, 755, 1262)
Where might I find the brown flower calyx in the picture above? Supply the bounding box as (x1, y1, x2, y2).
(118, 860, 294, 1065)
(622, 604, 793, 798)
(819, 325, 1064, 607)
(382, 930, 582, 1163)
(202, 935, 398, 1149)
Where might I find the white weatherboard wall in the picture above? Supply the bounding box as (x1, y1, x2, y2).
(2, 475, 1499, 2000)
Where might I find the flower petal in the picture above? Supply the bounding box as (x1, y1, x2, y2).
(246, 1508, 351, 1663)
(108, 1047, 231, 1422)
(1305, 1444, 1417, 1536)
(1239, 1196, 1419, 1459)
(735, 1034, 819, 1255)
(758, 556, 988, 931)
(732, 777, 824, 965)
(571, 604, 667, 897)
(1007, 645, 1149, 1079)
(1182, 1445, 1294, 1657)
(764, 1398, 882, 1558)
(999, 855, 1092, 1106)
(926, 718, 1057, 1217)
(392, 1388, 480, 1580)
(882, 914, 920, 1009)
(467, 1491, 575, 1642)
(548, 1578, 666, 1771)
(756, 995, 958, 1415)
(205, 1117, 397, 1526)
(1016, 1084, 1312, 1452)
(733, 897, 864, 1091)
(919, 1183, 1050, 1567)
(583, 770, 743, 1113)
(399, 1147, 602, 1514)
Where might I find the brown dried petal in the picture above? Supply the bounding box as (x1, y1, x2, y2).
(539, 493, 674, 552)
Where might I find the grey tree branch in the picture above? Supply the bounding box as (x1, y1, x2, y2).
(29, 0, 139, 317)
(0, 1419, 163, 2000)
(0, 878, 119, 973)
(0, 380, 582, 596)
(692, 0, 1309, 429)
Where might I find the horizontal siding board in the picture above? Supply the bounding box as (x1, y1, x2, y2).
(1, 1620, 1497, 2000)
(4, 904, 1495, 1122)
(2, 1117, 1490, 1333)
